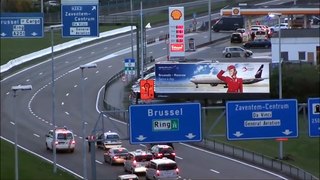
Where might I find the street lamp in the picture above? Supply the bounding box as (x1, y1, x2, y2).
(269, 12, 283, 160)
(49, 24, 63, 173)
(268, 12, 282, 99)
(79, 63, 97, 180)
(12, 85, 32, 180)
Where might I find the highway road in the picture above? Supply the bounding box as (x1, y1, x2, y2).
(1, 1, 291, 179)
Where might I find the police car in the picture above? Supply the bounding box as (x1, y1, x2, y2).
(45, 127, 75, 153)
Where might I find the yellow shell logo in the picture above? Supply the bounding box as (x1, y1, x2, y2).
(171, 9, 182, 20)
(232, 8, 240, 15)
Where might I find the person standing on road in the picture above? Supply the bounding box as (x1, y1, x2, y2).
(217, 65, 243, 93)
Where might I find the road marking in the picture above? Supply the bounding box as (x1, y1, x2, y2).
(91, 51, 95, 54)
(6, 92, 10, 95)
(39, 72, 43, 75)
(162, 47, 166, 50)
(210, 169, 220, 174)
(10, 121, 15, 125)
(66, 93, 69, 96)
(33, 134, 40, 138)
(65, 112, 69, 115)
(117, 43, 121, 46)
(61, 102, 64, 105)
(78, 56, 82, 59)
(108, 65, 112, 68)
(96, 71, 99, 74)
(26, 79, 30, 82)
(96, 160, 103, 164)
(104, 47, 108, 50)
(176, 156, 183, 160)
(149, 51, 153, 54)
(84, 77, 88, 81)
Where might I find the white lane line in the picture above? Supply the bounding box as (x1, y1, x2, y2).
(176, 156, 183, 160)
(10, 121, 15, 125)
(162, 47, 166, 50)
(26, 79, 30, 82)
(74, 84, 78, 88)
(33, 134, 40, 138)
(96, 160, 103, 165)
(108, 65, 112, 68)
(149, 51, 153, 54)
(65, 112, 69, 115)
(6, 92, 10, 95)
(66, 93, 69, 96)
(39, 72, 43, 75)
(84, 77, 88, 81)
(210, 169, 220, 174)
(95, 71, 99, 74)
(91, 51, 95, 54)
(78, 56, 82, 59)
(61, 102, 64, 106)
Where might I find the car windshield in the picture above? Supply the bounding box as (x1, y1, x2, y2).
(105, 134, 120, 140)
(159, 148, 174, 153)
(114, 149, 128, 154)
(135, 155, 153, 162)
(57, 133, 73, 140)
(158, 163, 177, 170)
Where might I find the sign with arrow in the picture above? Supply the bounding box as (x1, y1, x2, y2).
(308, 97, 320, 137)
(0, 13, 44, 38)
(129, 103, 202, 144)
(226, 99, 298, 140)
(61, 0, 99, 37)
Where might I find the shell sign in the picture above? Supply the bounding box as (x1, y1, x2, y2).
(171, 9, 183, 20)
(169, 7, 185, 59)
(232, 7, 241, 15)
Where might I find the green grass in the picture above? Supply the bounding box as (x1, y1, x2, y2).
(0, 139, 78, 180)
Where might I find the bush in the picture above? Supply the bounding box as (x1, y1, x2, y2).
(270, 63, 320, 103)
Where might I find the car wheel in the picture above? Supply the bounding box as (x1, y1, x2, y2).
(245, 52, 251, 57)
(46, 143, 49, 150)
(225, 53, 231, 58)
(70, 148, 74, 153)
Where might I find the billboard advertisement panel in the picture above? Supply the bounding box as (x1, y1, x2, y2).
(155, 62, 269, 94)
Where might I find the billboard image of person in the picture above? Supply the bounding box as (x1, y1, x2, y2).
(217, 65, 243, 93)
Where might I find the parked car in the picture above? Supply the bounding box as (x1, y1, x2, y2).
(212, 16, 244, 32)
(222, 46, 253, 58)
(45, 127, 75, 153)
(269, 23, 289, 33)
(104, 147, 129, 165)
(243, 39, 271, 48)
(230, 32, 243, 43)
(235, 28, 250, 42)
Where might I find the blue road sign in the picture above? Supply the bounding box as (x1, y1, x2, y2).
(61, 4, 99, 37)
(0, 13, 44, 38)
(308, 98, 320, 137)
(129, 103, 202, 144)
(226, 99, 298, 140)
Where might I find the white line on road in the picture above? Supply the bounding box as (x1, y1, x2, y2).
(10, 121, 15, 125)
(210, 169, 220, 174)
(33, 134, 40, 138)
(176, 156, 183, 160)
(96, 160, 103, 164)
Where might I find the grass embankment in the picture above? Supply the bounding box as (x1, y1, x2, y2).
(0, 140, 78, 180)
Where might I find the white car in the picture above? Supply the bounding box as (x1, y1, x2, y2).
(96, 131, 122, 150)
(45, 127, 75, 153)
(269, 23, 289, 32)
(124, 149, 153, 174)
(145, 158, 180, 180)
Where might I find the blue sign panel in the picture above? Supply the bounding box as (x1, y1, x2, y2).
(308, 98, 320, 137)
(226, 99, 298, 140)
(129, 103, 202, 144)
(0, 13, 43, 38)
(62, 4, 98, 37)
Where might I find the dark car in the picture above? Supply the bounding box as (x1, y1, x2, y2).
(230, 33, 243, 43)
(243, 39, 271, 48)
(212, 16, 244, 32)
(104, 147, 129, 165)
(150, 144, 176, 161)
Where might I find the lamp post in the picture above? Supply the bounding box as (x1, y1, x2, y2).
(269, 12, 283, 159)
(79, 63, 97, 180)
(12, 85, 32, 180)
(208, 0, 212, 42)
(49, 24, 63, 173)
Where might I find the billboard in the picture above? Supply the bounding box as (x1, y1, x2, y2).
(155, 62, 270, 94)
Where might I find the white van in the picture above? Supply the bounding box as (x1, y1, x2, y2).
(145, 158, 180, 180)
